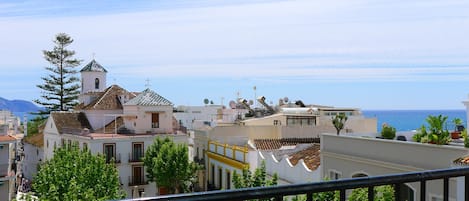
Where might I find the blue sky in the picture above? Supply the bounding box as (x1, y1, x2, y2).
(1, 0, 469, 110)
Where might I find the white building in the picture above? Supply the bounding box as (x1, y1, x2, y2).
(195, 102, 376, 191)
(320, 133, 469, 200)
(22, 133, 43, 181)
(173, 105, 249, 130)
(0, 111, 20, 136)
(0, 135, 17, 201)
(42, 60, 189, 198)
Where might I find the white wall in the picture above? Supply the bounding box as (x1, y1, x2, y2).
(22, 143, 43, 180)
(173, 106, 222, 130)
(84, 110, 123, 131)
(81, 71, 106, 94)
(321, 134, 469, 200)
(258, 151, 320, 184)
(123, 105, 173, 134)
(43, 117, 60, 161)
(56, 133, 188, 198)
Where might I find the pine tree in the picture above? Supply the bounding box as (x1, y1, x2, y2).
(34, 33, 81, 115)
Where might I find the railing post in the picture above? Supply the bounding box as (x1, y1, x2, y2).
(466, 175, 469, 201)
(394, 183, 401, 201)
(444, 178, 449, 201)
(368, 186, 374, 201)
(340, 189, 346, 201)
(421, 180, 426, 201)
(306, 192, 312, 201)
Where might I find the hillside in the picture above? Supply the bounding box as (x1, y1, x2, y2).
(0, 97, 41, 113)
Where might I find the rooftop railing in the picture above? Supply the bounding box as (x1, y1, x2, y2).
(124, 167, 469, 201)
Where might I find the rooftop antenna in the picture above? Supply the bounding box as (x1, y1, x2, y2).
(145, 78, 151, 88)
(253, 86, 257, 108)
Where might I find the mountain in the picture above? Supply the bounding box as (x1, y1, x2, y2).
(0, 97, 41, 117)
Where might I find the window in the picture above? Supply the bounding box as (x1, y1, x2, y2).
(95, 78, 100, 89)
(132, 142, 144, 162)
(329, 170, 341, 180)
(103, 143, 116, 163)
(196, 147, 199, 159)
(226, 171, 231, 189)
(54, 142, 56, 149)
(286, 116, 316, 126)
(151, 113, 159, 128)
(61, 139, 65, 147)
(131, 166, 144, 185)
(47, 140, 49, 148)
(218, 168, 223, 189)
(273, 120, 280, 125)
(211, 164, 215, 185)
(83, 142, 88, 150)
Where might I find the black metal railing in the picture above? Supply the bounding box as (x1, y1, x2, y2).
(128, 176, 148, 186)
(129, 152, 144, 163)
(125, 167, 469, 201)
(105, 153, 121, 164)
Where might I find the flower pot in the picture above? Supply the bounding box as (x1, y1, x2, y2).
(451, 131, 461, 139)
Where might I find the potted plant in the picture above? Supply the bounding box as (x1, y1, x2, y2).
(451, 118, 463, 139)
(412, 125, 427, 142)
(426, 115, 451, 145)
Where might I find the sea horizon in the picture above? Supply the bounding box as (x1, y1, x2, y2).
(362, 109, 466, 132)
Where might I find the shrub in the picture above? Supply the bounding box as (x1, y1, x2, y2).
(381, 124, 396, 139)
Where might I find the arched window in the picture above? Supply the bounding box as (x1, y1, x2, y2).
(95, 78, 100, 89)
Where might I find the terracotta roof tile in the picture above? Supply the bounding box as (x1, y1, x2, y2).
(288, 144, 321, 170)
(0, 135, 16, 143)
(454, 155, 469, 166)
(51, 111, 92, 134)
(77, 85, 136, 110)
(254, 138, 320, 150)
(24, 133, 44, 147)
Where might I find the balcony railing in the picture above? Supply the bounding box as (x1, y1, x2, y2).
(128, 176, 148, 186)
(131, 167, 469, 201)
(105, 153, 121, 164)
(129, 153, 144, 163)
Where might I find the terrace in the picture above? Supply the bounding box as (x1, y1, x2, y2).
(123, 167, 469, 201)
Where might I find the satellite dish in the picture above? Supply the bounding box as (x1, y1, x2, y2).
(284, 97, 289, 103)
(248, 100, 254, 105)
(229, 100, 236, 109)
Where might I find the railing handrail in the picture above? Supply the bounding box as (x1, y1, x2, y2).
(126, 167, 469, 201)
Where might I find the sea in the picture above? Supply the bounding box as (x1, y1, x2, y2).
(362, 110, 466, 132)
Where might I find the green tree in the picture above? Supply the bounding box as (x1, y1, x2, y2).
(34, 33, 81, 115)
(426, 115, 451, 145)
(27, 116, 47, 136)
(348, 185, 394, 201)
(381, 124, 396, 139)
(332, 113, 348, 135)
(33, 144, 125, 201)
(144, 137, 197, 194)
(232, 161, 278, 189)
